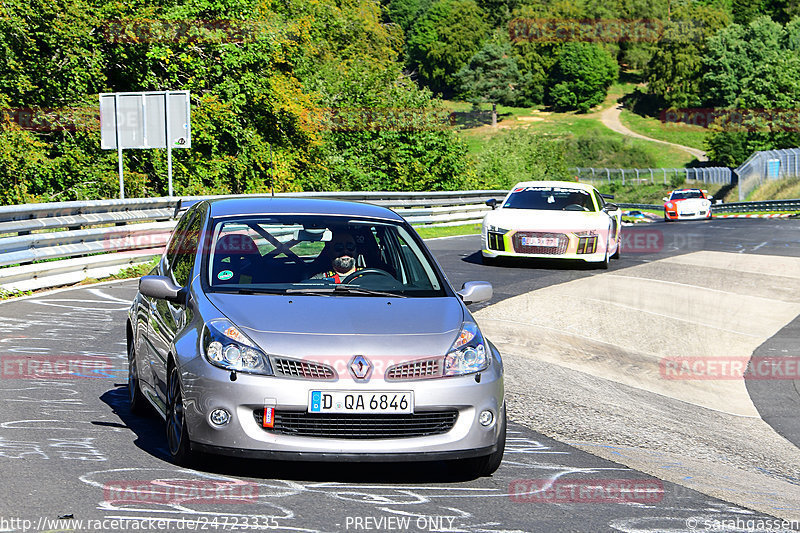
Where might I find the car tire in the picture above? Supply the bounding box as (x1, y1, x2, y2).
(598, 240, 610, 269)
(166, 363, 194, 465)
(128, 340, 149, 416)
(610, 233, 620, 260)
(467, 406, 506, 477)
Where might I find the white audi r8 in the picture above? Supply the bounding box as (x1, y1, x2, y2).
(481, 181, 622, 268)
(663, 189, 713, 221)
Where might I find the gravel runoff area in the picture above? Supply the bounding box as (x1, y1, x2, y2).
(476, 251, 800, 522)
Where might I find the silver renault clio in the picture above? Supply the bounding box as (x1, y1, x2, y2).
(127, 197, 505, 476)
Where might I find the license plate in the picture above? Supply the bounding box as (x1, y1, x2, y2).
(309, 391, 413, 414)
(522, 237, 558, 247)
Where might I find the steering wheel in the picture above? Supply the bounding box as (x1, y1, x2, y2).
(563, 204, 589, 212)
(343, 268, 395, 284)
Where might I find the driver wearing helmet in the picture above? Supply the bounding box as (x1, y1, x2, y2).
(312, 231, 362, 283)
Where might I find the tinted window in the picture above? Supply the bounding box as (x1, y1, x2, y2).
(204, 216, 445, 297)
(170, 214, 203, 287)
(503, 186, 595, 212)
(670, 190, 704, 200)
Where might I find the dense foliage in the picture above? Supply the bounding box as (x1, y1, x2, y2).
(3, 0, 800, 205)
(546, 43, 618, 113)
(0, 0, 477, 204)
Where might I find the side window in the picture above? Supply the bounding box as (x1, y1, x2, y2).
(163, 211, 195, 275)
(593, 191, 605, 211)
(164, 210, 202, 287)
(171, 214, 203, 287)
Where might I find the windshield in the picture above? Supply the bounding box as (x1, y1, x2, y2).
(204, 215, 445, 297)
(670, 190, 705, 200)
(503, 186, 596, 212)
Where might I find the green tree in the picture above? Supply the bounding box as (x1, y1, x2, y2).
(643, 4, 731, 108)
(407, 0, 490, 95)
(701, 16, 800, 165)
(456, 42, 529, 126)
(546, 43, 617, 113)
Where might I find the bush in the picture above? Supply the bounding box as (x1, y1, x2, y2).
(471, 129, 569, 189)
(546, 43, 618, 113)
(561, 134, 656, 168)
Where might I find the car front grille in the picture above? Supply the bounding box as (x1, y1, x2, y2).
(385, 358, 442, 380)
(253, 410, 459, 439)
(271, 358, 336, 380)
(512, 232, 569, 255)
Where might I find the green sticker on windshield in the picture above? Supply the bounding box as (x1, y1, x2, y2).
(217, 270, 233, 281)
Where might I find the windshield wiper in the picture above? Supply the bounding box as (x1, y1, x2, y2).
(285, 285, 406, 298)
(215, 287, 287, 295)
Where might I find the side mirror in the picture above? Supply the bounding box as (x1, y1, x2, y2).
(662, 197, 669, 202)
(604, 203, 619, 212)
(457, 281, 493, 305)
(707, 195, 714, 200)
(486, 198, 498, 210)
(140, 275, 184, 304)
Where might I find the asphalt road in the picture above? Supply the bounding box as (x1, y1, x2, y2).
(0, 218, 798, 533)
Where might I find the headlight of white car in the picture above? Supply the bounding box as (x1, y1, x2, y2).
(486, 225, 509, 234)
(201, 318, 273, 375)
(444, 322, 488, 376)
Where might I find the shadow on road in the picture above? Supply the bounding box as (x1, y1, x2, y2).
(461, 250, 600, 270)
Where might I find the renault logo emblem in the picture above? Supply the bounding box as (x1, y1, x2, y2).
(349, 355, 372, 380)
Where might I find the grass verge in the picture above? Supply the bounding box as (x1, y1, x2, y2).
(618, 109, 708, 151)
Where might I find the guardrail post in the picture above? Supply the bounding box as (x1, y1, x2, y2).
(621, 169, 625, 185)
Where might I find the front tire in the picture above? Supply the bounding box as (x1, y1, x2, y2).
(166, 363, 193, 465)
(467, 406, 506, 477)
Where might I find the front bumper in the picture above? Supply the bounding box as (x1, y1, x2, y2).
(482, 228, 610, 263)
(179, 353, 504, 460)
(664, 209, 711, 220)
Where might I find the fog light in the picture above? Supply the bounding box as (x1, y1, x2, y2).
(210, 408, 231, 426)
(479, 410, 494, 427)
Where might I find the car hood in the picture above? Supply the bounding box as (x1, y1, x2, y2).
(205, 293, 464, 358)
(668, 198, 710, 207)
(484, 208, 609, 231)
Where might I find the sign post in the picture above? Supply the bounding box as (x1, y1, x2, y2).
(100, 90, 191, 198)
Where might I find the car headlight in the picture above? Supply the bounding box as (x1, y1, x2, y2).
(666, 202, 674, 209)
(201, 319, 273, 375)
(486, 225, 509, 234)
(444, 322, 488, 376)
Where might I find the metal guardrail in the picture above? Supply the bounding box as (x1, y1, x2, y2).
(0, 191, 507, 293)
(618, 200, 800, 213)
(2, 192, 798, 294)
